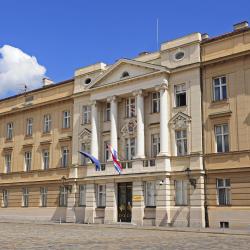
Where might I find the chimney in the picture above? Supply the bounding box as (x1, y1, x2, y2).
(201, 33, 209, 40)
(42, 77, 54, 87)
(233, 21, 249, 31)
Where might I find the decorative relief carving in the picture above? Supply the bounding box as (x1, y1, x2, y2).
(79, 128, 91, 143)
(169, 112, 191, 129)
(121, 118, 137, 137)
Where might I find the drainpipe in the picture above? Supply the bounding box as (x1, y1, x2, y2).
(200, 43, 209, 228)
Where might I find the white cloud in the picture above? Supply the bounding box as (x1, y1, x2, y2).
(0, 45, 46, 97)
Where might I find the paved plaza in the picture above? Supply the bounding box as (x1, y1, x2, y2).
(0, 222, 250, 250)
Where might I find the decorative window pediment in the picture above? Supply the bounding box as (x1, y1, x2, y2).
(169, 112, 191, 129)
(79, 128, 91, 143)
(121, 118, 137, 137)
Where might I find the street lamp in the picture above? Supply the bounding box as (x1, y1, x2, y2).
(185, 167, 196, 189)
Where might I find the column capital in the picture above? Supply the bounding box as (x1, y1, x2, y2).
(132, 89, 143, 97)
(90, 100, 98, 106)
(155, 79, 169, 91)
(107, 95, 117, 103)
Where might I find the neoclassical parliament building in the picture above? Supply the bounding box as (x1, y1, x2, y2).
(0, 21, 250, 229)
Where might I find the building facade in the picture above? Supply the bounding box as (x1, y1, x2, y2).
(201, 22, 250, 229)
(0, 22, 249, 229)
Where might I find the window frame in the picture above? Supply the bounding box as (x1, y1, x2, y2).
(125, 97, 136, 118)
(125, 137, 136, 160)
(104, 141, 110, 162)
(215, 124, 229, 153)
(175, 180, 188, 206)
(216, 178, 231, 206)
(62, 110, 71, 129)
(151, 92, 160, 113)
(145, 181, 156, 207)
(80, 142, 91, 165)
(175, 129, 188, 156)
(2, 189, 8, 208)
(82, 105, 91, 125)
(4, 153, 12, 173)
(42, 149, 50, 170)
(104, 102, 111, 122)
(40, 187, 48, 207)
(6, 122, 13, 140)
(79, 184, 86, 206)
(97, 184, 106, 208)
(175, 84, 187, 107)
(22, 187, 29, 207)
(26, 118, 33, 137)
(59, 186, 68, 207)
(61, 147, 69, 168)
(24, 151, 32, 172)
(151, 133, 160, 158)
(213, 76, 227, 102)
(43, 114, 51, 133)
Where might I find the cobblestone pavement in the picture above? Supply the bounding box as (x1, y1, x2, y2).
(0, 223, 250, 250)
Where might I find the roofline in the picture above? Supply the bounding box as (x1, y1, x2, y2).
(0, 78, 74, 103)
(201, 27, 250, 44)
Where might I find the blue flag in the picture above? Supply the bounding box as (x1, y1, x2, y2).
(79, 151, 101, 171)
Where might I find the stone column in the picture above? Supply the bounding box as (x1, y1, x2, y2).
(157, 79, 170, 156)
(84, 183, 96, 224)
(104, 182, 117, 224)
(108, 96, 118, 152)
(91, 101, 99, 159)
(155, 177, 171, 226)
(132, 181, 144, 226)
(133, 90, 145, 158)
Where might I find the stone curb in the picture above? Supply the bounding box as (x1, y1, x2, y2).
(1, 220, 250, 236)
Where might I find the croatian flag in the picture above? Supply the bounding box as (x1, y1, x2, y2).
(108, 145, 122, 174)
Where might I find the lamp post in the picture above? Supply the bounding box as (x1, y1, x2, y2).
(185, 167, 196, 189)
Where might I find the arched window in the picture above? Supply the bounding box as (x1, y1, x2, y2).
(121, 71, 129, 78)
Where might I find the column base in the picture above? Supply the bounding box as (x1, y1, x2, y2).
(132, 207, 144, 226)
(104, 207, 117, 224)
(84, 207, 95, 224)
(155, 207, 169, 227)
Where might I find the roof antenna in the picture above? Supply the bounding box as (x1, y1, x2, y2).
(156, 18, 159, 51)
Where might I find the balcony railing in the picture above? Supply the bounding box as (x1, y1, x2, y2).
(121, 161, 133, 169)
(143, 158, 156, 167)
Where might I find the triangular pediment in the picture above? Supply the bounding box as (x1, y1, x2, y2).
(169, 112, 191, 129)
(79, 128, 91, 142)
(87, 58, 168, 89)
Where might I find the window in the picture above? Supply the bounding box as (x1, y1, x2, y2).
(43, 114, 51, 133)
(175, 51, 185, 60)
(217, 179, 231, 206)
(176, 130, 187, 156)
(40, 187, 48, 207)
(215, 124, 229, 153)
(2, 190, 8, 207)
(26, 118, 33, 136)
(145, 181, 156, 207)
(125, 137, 136, 160)
(104, 141, 110, 162)
(62, 111, 71, 128)
(125, 97, 136, 118)
(5, 153, 11, 173)
(59, 186, 68, 207)
(82, 106, 91, 124)
(213, 76, 227, 101)
(85, 78, 91, 84)
(152, 92, 160, 113)
(24, 151, 32, 171)
(175, 84, 186, 107)
(22, 188, 29, 207)
(79, 185, 86, 206)
(121, 71, 129, 78)
(151, 134, 160, 157)
(97, 184, 106, 207)
(6, 122, 13, 140)
(42, 150, 50, 170)
(80, 143, 90, 165)
(175, 180, 188, 205)
(61, 147, 69, 168)
(104, 102, 111, 122)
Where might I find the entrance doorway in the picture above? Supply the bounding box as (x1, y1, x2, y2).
(118, 182, 132, 222)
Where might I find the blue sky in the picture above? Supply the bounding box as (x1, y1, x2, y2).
(0, 0, 249, 92)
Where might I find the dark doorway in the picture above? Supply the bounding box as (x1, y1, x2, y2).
(118, 182, 132, 222)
